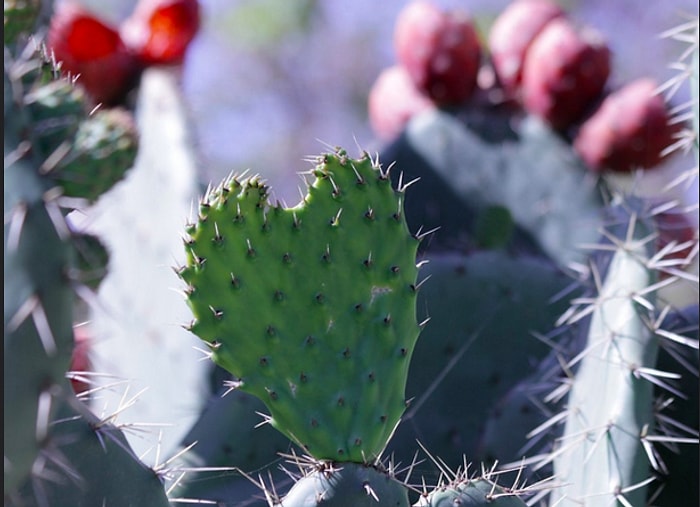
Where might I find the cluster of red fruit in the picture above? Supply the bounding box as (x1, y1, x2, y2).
(47, 0, 200, 106)
(369, 0, 683, 175)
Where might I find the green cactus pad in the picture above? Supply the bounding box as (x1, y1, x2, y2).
(415, 478, 528, 506)
(550, 216, 658, 506)
(169, 388, 295, 504)
(383, 109, 606, 265)
(180, 149, 421, 462)
(385, 250, 576, 470)
(11, 391, 171, 507)
(277, 462, 409, 507)
(24, 79, 86, 159)
(3, 164, 75, 495)
(45, 107, 138, 202)
(3, 0, 41, 45)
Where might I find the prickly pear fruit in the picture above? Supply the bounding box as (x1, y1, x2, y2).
(521, 17, 610, 130)
(179, 149, 421, 463)
(47, 0, 139, 105)
(394, 0, 481, 106)
(368, 65, 435, 142)
(573, 78, 682, 172)
(276, 462, 409, 506)
(121, 0, 201, 66)
(415, 478, 528, 506)
(488, 0, 565, 97)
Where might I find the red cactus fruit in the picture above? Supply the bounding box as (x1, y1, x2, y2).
(573, 78, 683, 172)
(488, 0, 566, 97)
(47, 1, 139, 106)
(368, 65, 435, 142)
(393, 0, 482, 106)
(521, 17, 610, 130)
(69, 325, 93, 395)
(120, 0, 200, 66)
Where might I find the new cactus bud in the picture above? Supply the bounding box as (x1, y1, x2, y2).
(394, 0, 482, 106)
(521, 17, 610, 130)
(573, 78, 683, 172)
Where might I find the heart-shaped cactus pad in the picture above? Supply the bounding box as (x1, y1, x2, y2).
(179, 149, 422, 463)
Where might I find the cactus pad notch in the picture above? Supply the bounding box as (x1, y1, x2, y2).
(179, 148, 422, 463)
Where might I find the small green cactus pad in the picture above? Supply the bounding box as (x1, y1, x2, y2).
(179, 149, 421, 462)
(25, 79, 86, 159)
(415, 478, 528, 506)
(277, 461, 409, 507)
(46, 107, 138, 202)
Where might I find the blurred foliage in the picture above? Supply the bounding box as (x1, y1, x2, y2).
(216, 0, 318, 49)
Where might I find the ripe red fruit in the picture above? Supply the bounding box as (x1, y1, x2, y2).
(393, 0, 482, 106)
(47, 1, 139, 106)
(121, 0, 200, 66)
(488, 0, 565, 97)
(521, 17, 610, 130)
(368, 65, 435, 142)
(573, 78, 683, 172)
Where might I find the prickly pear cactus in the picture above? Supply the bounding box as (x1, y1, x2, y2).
(12, 396, 171, 507)
(179, 148, 422, 464)
(277, 461, 410, 507)
(548, 204, 658, 506)
(415, 477, 528, 507)
(523, 198, 700, 507)
(4, 19, 168, 505)
(44, 106, 138, 202)
(381, 108, 605, 266)
(385, 250, 577, 471)
(4, 91, 76, 497)
(168, 387, 296, 504)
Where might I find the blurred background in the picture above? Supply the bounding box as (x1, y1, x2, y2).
(82, 0, 699, 204)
